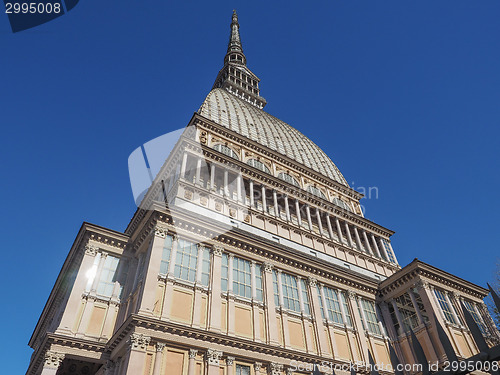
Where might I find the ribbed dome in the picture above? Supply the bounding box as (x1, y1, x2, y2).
(198, 88, 348, 186)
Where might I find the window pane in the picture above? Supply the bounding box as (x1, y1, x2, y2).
(159, 235, 173, 275)
(174, 239, 198, 283)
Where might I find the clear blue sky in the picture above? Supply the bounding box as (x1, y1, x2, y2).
(2, 1, 500, 372)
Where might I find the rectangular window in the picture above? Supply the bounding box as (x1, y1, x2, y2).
(255, 264, 263, 301)
(273, 270, 279, 306)
(434, 289, 456, 324)
(159, 235, 173, 275)
(300, 279, 311, 315)
(96, 255, 120, 297)
(360, 299, 382, 335)
(221, 253, 228, 292)
(281, 272, 301, 313)
(340, 292, 353, 326)
(394, 292, 420, 332)
(236, 364, 251, 375)
(463, 300, 488, 335)
(323, 286, 343, 324)
(380, 239, 395, 263)
(233, 257, 252, 299)
(201, 247, 211, 286)
(174, 239, 198, 282)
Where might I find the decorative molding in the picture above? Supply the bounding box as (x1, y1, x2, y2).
(156, 342, 166, 352)
(189, 349, 198, 359)
(226, 356, 235, 366)
(254, 362, 262, 372)
(206, 349, 223, 366)
(269, 363, 284, 375)
(43, 351, 65, 368)
(128, 333, 151, 351)
(264, 262, 274, 273)
(84, 244, 99, 256)
(415, 279, 430, 291)
(212, 245, 224, 256)
(154, 226, 168, 238)
(307, 277, 317, 288)
(347, 289, 357, 299)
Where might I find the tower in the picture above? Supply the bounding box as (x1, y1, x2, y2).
(26, 11, 499, 375)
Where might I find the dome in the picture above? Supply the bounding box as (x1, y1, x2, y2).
(198, 88, 348, 186)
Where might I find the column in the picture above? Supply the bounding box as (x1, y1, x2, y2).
(210, 163, 216, 190)
(370, 234, 382, 259)
(57, 244, 99, 335)
(347, 290, 368, 362)
(378, 238, 390, 261)
(388, 241, 398, 264)
(40, 351, 65, 375)
(188, 349, 198, 375)
(227, 254, 235, 335)
(273, 189, 279, 217)
(251, 261, 261, 342)
(209, 246, 223, 332)
(326, 215, 334, 240)
(295, 200, 302, 226)
(308, 277, 330, 356)
(224, 169, 229, 196)
(277, 270, 284, 308)
(192, 245, 206, 327)
(297, 277, 306, 314)
(261, 186, 267, 213)
(152, 342, 166, 375)
(316, 209, 324, 235)
(121, 333, 150, 375)
(335, 218, 344, 244)
(284, 195, 291, 221)
(206, 349, 223, 375)
(226, 356, 235, 375)
(362, 230, 373, 255)
(180, 152, 188, 179)
(336, 289, 347, 326)
(391, 299, 405, 335)
(236, 173, 242, 202)
(319, 285, 329, 323)
(263, 262, 280, 345)
(249, 180, 254, 207)
(195, 157, 202, 185)
(353, 226, 363, 252)
(344, 222, 354, 247)
(408, 290, 425, 325)
(305, 205, 313, 230)
(162, 234, 179, 320)
(444, 292, 461, 325)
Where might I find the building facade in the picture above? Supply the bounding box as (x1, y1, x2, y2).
(26, 11, 499, 375)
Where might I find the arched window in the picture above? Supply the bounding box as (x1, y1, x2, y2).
(246, 159, 270, 174)
(277, 172, 300, 187)
(213, 144, 239, 160)
(307, 185, 327, 200)
(333, 197, 352, 212)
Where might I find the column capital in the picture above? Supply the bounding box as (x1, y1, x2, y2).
(347, 289, 357, 300)
(228, 253, 235, 259)
(263, 261, 274, 273)
(254, 362, 262, 372)
(206, 349, 223, 366)
(154, 225, 168, 238)
(189, 349, 198, 359)
(43, 351, 65, 368)
(128, 333, 151, 351)
(104, 360, 115, 372)
(307, 276, 317, 288)
(415, 279, 430, 291)
(155, 342, 166, 352)
(226, 356, 235, 366)
(84, 244, 99, 256)
(269, 363, 284, 375)
(452, 291, 461, 300)
(212, 245, 224, 256)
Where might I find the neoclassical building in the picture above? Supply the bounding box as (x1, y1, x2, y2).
(26, 11, 499, 375)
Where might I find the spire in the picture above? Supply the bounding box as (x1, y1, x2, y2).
(212, 10, 267, 109)
(226, 10, 244, 59)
